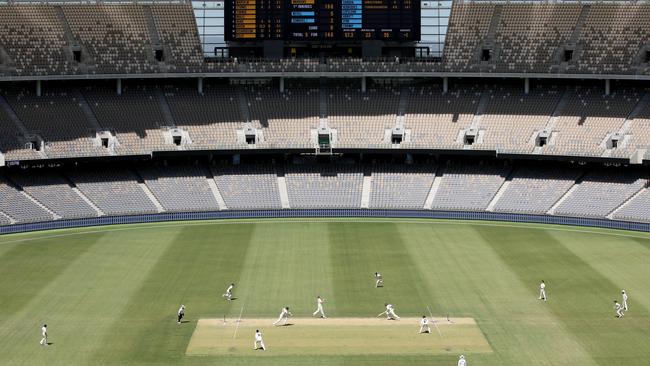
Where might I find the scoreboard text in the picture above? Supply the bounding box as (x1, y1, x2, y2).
(225, 0, 420, 41)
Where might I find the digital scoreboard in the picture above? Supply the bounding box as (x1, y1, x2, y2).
(225, 0, 420, 41)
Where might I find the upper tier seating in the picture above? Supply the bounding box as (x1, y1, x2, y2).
(494, 4, 581, 73)
(0, 3, 648, 76)
(62, 5, 155, 74)
(150, 4, 204, 71)
(0, 5, 71, 76)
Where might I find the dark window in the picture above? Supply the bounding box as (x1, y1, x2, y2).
(214, 47, 228, 58)
(73, 50, 82, 62)
(318, 133, 330, 147)
(536, 136, 547, 147)
(155, 49, 164, 62)
(101, 137, 109, 148)
(391, 134, 403, 144)
(563, 49, 574, 62)
(645, 50, 650, 63)
(245, 134, 256, 145)
(611, 139, 619, 149)
(30, 140, 41, 151)
(481, 48, 492, 62)
(172, 135, 182, 146)
(464, 134, 475, 145)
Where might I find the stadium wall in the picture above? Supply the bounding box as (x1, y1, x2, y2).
(1, 209, 649, 235)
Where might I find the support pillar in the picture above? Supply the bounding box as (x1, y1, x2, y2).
(198, 77, 204, 95)
(442, 77, 448, 94)
(117, 78, 122, 96)
(279, 77, 285, 93)
(524, 78, 530, 95)
(605, 79, 611, 96)
(361, 77, 366, 93)
(36, 80, 42, 97)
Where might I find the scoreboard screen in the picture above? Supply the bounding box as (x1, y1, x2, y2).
(225, 0, 420, 41)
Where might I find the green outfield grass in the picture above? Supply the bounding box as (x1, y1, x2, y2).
(0, 218, 649, 366)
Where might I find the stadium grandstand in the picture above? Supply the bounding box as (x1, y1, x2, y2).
(0, 0, 648, 233)
(2, 2, 650, 366)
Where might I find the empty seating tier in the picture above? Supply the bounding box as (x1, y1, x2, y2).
(9, 171, 97, 219)
(67, 168, 158, 216)
(139, 164, 219, 212)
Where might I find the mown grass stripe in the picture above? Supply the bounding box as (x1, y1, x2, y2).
(477, 226, 650, 366)
(0, 232, 103, 327)
(402, 224, 599, 366)
(234, 222, 336, 317)
(328, 222, 430, 317)
(91, 224, 255, 365)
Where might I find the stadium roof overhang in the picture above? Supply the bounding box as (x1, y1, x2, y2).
(4, 147, 643, 168)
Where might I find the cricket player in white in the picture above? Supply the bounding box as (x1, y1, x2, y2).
(458, 354, 466, 366)
(374, 272, 384, 288)
(312, 296, 326, 318)
(539, 280, 547, 301)
(381, 303, 400, 320)
(40, 324, 48, 346)
(614, 300, 625, 318)
(622, 290, 628, 311)
(222, 283, 235, 301)
(177, 304, 185, 324)
(273, 306, 293, 326)
(253, 329, 266, 350)
(419, 316, 430, 334)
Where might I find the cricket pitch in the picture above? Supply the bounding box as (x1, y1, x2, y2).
(186, 317, 493, 356)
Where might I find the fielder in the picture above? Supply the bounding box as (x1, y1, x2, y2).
(223, 283, 235, 301)
(39, 324, 48, 346)
(539, 280, 547, 301)
(614, 300, 625, 318)
(458, 354, 466, 366)
(622, 290, 628, 311)
(177, 304, 185, 324)
(379, 303, 400, 320)
(374, 272, 384, 288)
(253, 329, 266, 350)
(419, 315, 430, 334)
(312, 296, 326, 318)
(273, 306, 293, 326)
